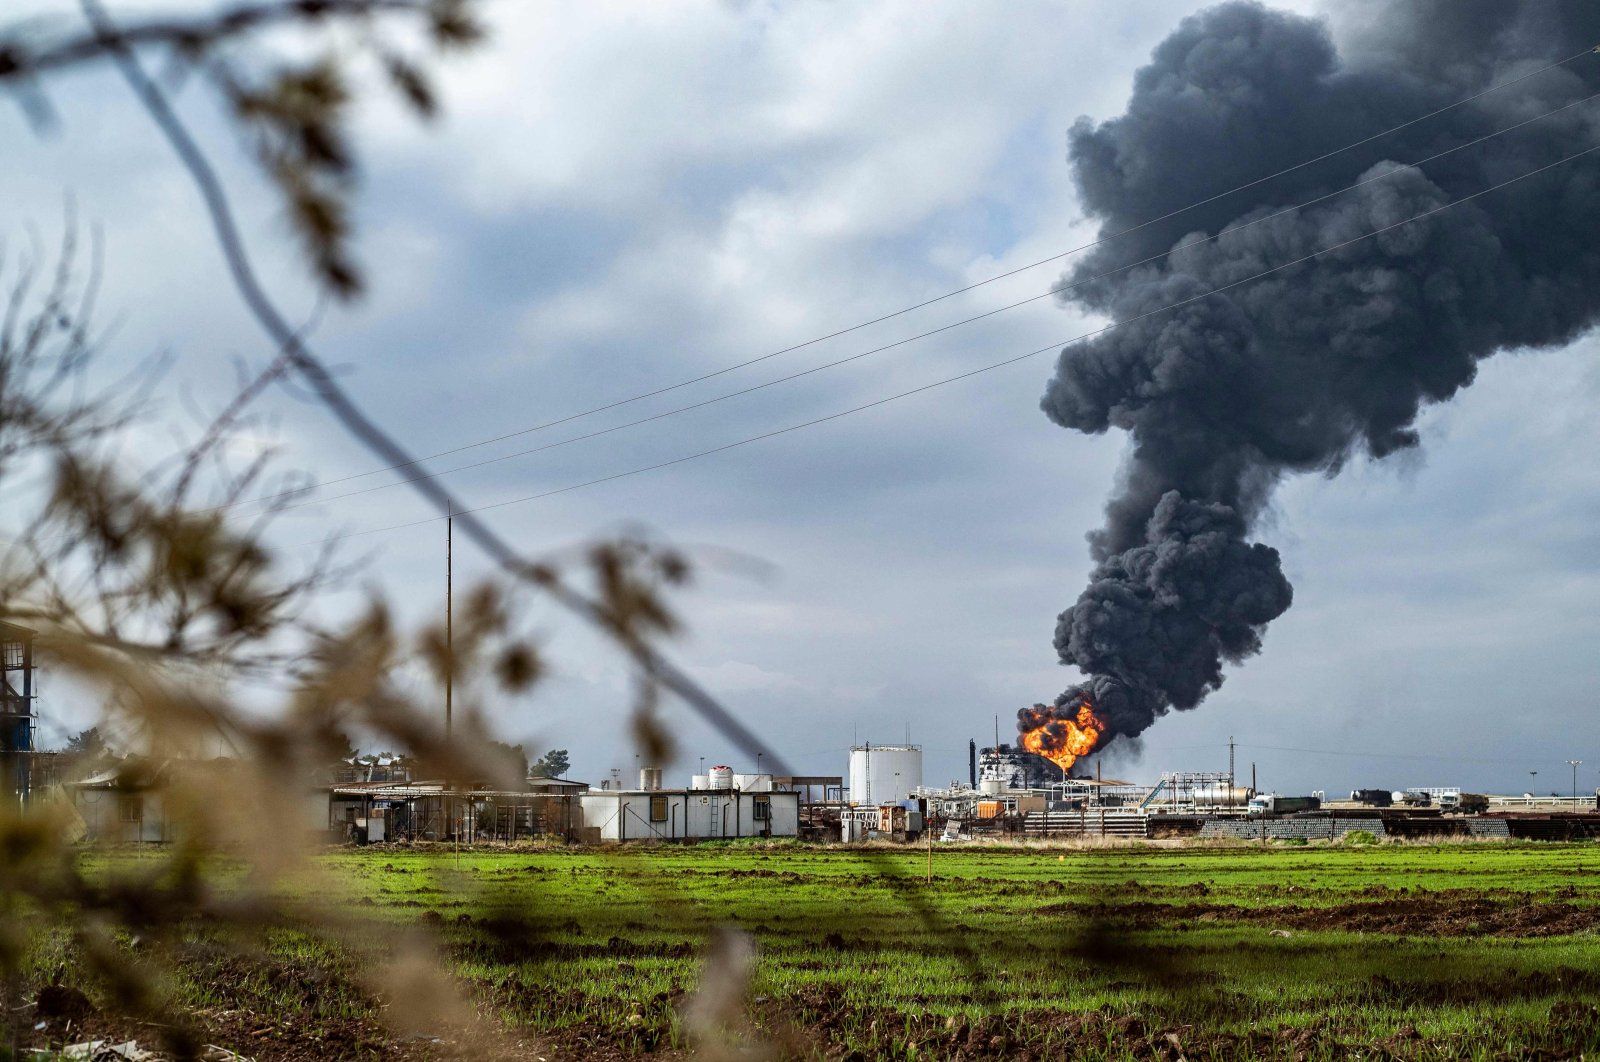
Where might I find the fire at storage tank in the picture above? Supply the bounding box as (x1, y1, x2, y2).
(1017, 698, 1107, 776)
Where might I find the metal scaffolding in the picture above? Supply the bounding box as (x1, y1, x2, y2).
(2, 622, 36, 803)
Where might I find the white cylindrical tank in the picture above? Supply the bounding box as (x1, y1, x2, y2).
(848, 745, 923, 806)
(1191, 785, 1251, 807)
(638, 767, 663, 791)
(708, 765, 734, 790)
(979, 778, 1005, 796)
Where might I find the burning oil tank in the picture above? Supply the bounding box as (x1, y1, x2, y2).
(978, 743, 1060, 791)
(848, 744, 922, 806)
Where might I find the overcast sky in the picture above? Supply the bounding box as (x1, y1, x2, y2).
(3, 0, 1596, 797)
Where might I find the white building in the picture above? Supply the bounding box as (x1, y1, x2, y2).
(580, 778, 799, 842)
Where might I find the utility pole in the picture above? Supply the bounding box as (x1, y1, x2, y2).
(1229, 736, 1235, 788)
(1569, 760, 1584, 801)
(447, 508, 456, 864)
(446, 508, 453, 737)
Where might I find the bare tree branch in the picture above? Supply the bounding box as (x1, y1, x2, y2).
(0, 0, 475, 82)
(78, 0, 793, 776)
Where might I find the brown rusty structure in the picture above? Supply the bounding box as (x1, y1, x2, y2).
(2, 622, 36, 803)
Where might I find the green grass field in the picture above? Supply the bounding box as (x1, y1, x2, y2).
(24, 840, 1600, 1059)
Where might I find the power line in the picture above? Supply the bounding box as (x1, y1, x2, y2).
(247, 89, 1600, 518)
(1237, 742, 1595, 770)
(296, 139, 1600, 549)
(232, 45, 1599, 511)
(86, 0, 796, 775)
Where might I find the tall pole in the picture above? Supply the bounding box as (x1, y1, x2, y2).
(1570, 760, 1583, 801)
(447, 509, 456, 864)
(446, 509, 453, 737)
(1229, 736, 1235, 789)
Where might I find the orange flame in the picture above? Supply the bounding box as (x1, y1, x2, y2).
(1020, 701, 1106, 774)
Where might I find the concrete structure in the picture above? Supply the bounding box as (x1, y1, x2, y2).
(580, 785, 799, 841)
(848, 744, 922, 806)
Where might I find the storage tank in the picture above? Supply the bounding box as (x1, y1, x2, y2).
(848, 744, 922, 806)
(1191, 785, 1251, 807)
(638, 767, 663, 791)
(708, 765, 734, 790)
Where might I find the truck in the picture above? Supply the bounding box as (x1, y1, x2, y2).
(1247, 793, 1322, 816)
(1349, 788, 1393, 807)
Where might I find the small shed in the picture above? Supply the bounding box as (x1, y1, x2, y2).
(73, 763, 172, 844)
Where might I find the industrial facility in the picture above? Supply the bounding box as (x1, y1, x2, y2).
(907, 761, 1600, 842)
(9, 660, 1598, 846)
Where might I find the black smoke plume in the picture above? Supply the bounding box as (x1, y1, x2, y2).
(1032, 1, 1600, 747)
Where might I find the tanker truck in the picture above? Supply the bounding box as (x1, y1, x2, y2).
(1247, 793, 1322, 816)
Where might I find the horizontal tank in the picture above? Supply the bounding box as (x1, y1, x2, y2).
(1191, 785, 1252, 807)
(848, 744, 922, 806)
